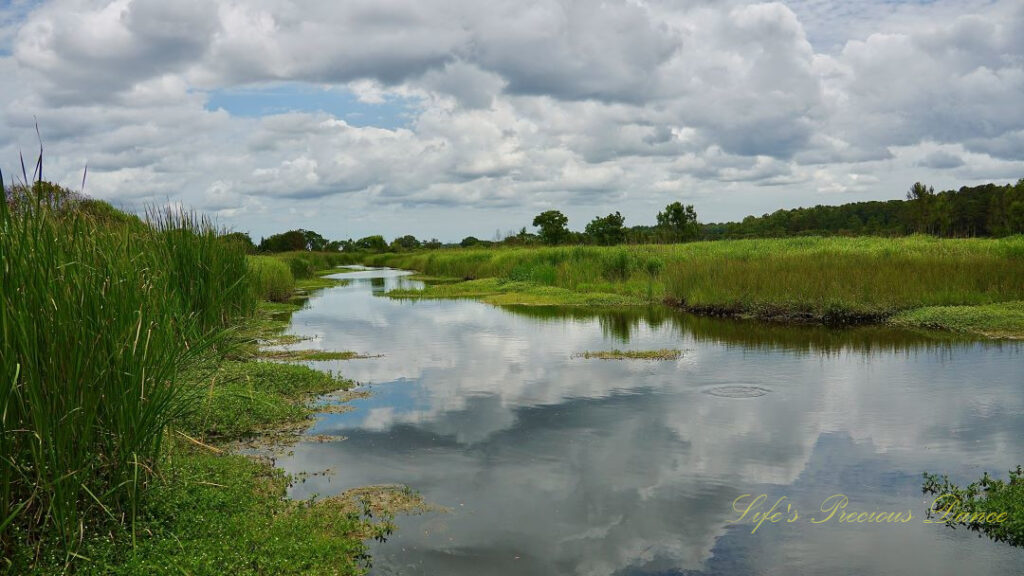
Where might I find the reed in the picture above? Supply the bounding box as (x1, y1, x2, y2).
(248, 256, 296, 302)
(361, 236, 1024, 322)
(1, 180, 256, 558)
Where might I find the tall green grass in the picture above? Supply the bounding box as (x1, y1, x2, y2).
(361, 236, 1024, 322)
(248, 256, 296, 302)
(271, 251, 358, 280)
(1, 182, 256, 559)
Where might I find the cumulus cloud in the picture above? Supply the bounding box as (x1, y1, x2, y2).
(0, 0, 1021, 240)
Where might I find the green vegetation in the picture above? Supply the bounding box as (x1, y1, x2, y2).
(12, 444, 400, 575)
(362, 236, 1024, 336)
(179, 358, 354, 442)
(890, 301, 1024, 339)
(575, 349, 683, 360)
(250, 180, 1022, 258)
(706, 180, 1024, 239)
(1, 175, 394, 573)
(387, 277, 643, 306)
(249, 255, 296, 302)
(260, 350, 378, 362)
(2, 180, 255, 559)
(923, 467, 1024, 547)
(585, 212, 627, 246)
(533, 210, 571, 245)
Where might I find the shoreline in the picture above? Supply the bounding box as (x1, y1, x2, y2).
(360, 238, 1024, 340)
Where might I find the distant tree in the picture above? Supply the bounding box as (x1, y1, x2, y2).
(906, 182, 936, 233)
(220, 231, 256, 253)
(532, 210, 570, 245)
(656, 202, 700, 241)
(585, 211, 626, 245)
(503, 226, 539, 246)
(302, 229, 328, 251)
(391, 234, 422, 251)
(355, 235, 388, 252)
(460, 236, 480, 248)
(259, 230, 307, 252)
(423, 238, 443, 249)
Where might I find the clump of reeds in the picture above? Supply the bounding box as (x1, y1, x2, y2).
(1, 166, 256, 558)
(249, 255, 296, 302)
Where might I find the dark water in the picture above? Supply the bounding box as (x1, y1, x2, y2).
(275, 267, 1024, 575)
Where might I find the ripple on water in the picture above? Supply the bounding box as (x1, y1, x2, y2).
(703, 384, 771, 398)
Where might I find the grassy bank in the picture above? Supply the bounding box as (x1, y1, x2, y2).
(2, 182, 256, 562)
(361, 236, 1024, 337)
(23, 299, 406, 575)
(2, 181, 394, 573)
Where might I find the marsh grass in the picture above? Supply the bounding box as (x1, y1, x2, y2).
(363, 237, 1024, 324)
(248, 256, 295, 302)
(259, 350, 379, 362)
(1, 179, 256, 559)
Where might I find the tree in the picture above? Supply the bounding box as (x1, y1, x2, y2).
(219, 231, 256, 253)
(355, 235, 388, 252)
(259, 230, 306, 252)
(906, 182, 936, 233)
(656, 202, 700, 241)
(532, 210, 570, 245)
(391, 234, 421, 251)
(585, 211, 626, 245)
(460, 236, 480, 247)
(302, 229, 328, 251)
(258, 229, 331, 252)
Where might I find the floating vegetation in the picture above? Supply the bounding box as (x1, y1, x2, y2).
(574, 348, 683, 360)
(260, 349, 382, 362)
(326, 484, 445, 517)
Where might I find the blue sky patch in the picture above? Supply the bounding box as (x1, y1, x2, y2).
(205, 83, 420, 129)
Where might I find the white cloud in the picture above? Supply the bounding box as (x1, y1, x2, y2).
(0, 0, 1021, 240)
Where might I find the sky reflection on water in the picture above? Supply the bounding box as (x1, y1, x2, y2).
(274, 268, 1023, 575)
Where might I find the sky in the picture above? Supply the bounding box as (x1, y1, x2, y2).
(0, 0, 1021, 242)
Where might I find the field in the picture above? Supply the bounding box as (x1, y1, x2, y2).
(362, 236, 1024, 337)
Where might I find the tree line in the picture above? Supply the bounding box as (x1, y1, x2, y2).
(239, 180, 1024, 253)
(705, 180, 1024, 239)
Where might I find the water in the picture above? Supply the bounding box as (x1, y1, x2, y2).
(275, 267, 1024, 575)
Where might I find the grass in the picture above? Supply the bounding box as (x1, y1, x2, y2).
(2, 177, 390, 572)
(387, 277, 643, 306)
(890, 301, 1024, 339)
(249, 256, 296, 302)
(574, 349, 683, 360)
(179, 359, 355, 442)
(362, 237, 1024, 336)
(8, 442, 401, 575)
(1, 182, 255, 559)
(260, 350, 379, 362)
(294, 274, 350, 293)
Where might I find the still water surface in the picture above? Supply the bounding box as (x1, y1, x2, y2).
(275, 267, 1024, 575)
